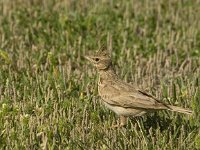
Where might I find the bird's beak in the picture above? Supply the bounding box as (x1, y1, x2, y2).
(84, 55, 92, 62)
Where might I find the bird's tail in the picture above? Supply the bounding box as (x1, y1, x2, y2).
(167, 105, 193, 115)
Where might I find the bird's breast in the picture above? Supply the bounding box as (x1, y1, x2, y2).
(98, 82, 105, 97)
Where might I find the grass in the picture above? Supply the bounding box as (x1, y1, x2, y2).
(0, 0, 200, 149)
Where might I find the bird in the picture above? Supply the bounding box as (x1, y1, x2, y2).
(85, 45, 193, 127)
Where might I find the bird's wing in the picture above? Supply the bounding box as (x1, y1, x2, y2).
(100, 82, 169, 110)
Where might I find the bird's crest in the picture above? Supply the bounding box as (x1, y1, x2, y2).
(96, 44, 110, 57)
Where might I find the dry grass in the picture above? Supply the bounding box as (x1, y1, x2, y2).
(0, 0, 200, 149)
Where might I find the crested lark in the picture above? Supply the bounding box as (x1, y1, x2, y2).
(85, 45, 193, 127)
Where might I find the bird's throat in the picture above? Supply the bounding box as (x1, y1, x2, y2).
(98, 66, 117, 81)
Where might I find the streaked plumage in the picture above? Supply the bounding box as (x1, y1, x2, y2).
(85, 45, 193, 127)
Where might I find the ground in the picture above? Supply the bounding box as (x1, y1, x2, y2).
(0, 0, 200, 149)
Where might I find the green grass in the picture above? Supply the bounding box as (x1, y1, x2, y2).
(0, 0, 200, 149)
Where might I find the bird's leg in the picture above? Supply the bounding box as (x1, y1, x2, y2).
(111, 116, 127, 128)
(119, 116, 127, 126)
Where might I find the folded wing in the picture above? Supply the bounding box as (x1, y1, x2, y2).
(100, 82, 169, 110)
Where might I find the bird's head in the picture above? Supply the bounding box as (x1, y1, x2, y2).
(85, 45, 112, 70)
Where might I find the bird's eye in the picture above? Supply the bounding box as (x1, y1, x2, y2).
(94, 58, 100, 62)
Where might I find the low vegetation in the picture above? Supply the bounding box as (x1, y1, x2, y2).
(0, 0, 200, 149)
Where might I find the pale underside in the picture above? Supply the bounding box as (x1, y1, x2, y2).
(103, 101, 147, 116)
